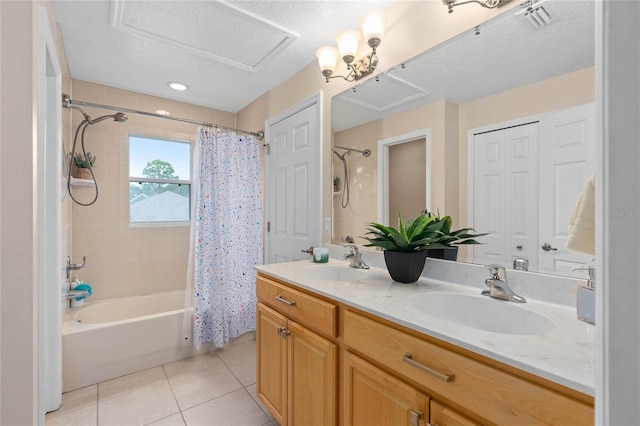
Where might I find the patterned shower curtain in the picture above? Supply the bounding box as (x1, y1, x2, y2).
(191, 128, 262, 349)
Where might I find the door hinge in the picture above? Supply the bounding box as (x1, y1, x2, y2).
(267, 221, 270, 232)
(263, 143, 270, 155)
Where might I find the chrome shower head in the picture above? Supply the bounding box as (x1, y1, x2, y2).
(114, 112, 128, 123)
(89, 113, 128, 125)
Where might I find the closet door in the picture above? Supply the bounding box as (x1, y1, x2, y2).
(472, 123, 539, 269)
(538, 103, 595, 276)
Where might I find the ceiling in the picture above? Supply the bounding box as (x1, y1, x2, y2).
(332, 0, 595, 131)
(52, 0, 395, 113)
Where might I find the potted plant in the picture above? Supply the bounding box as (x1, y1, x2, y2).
(362, 209, 487, 283)
(418, 210, 488, 261)
(72, 152, 96, 179)
(362, 210, 444, 283)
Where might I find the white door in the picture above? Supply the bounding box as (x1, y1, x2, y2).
(538, 103, 595, 276)
(472, 123, 539, 269)
(265, 99, 321, 263)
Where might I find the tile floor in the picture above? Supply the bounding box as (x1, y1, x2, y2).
(45, 339, 277, 426)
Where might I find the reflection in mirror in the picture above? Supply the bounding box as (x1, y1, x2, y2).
(331, 0, 595, 277)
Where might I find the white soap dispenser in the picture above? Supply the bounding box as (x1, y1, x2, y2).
(573, 266, 595, 325)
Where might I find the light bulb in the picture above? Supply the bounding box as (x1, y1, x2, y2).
(361, 10, 385, 49)
(316, 46, 339, 75)
(336, 30, 360, 63)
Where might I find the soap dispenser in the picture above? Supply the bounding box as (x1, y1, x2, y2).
(573, 266, 595, 325)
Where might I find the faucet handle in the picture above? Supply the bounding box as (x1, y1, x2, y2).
(572, 265, 596, 289)
(485, 264, 506, 280)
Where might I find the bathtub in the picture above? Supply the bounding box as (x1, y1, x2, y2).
(62, 290, 203, 392)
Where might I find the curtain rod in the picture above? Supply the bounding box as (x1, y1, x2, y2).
(62, 94, 264, 141)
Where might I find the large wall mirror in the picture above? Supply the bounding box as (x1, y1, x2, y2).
(331, 0, 595, 277)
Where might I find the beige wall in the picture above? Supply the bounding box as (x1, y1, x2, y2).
(237, 0, 515, 245)
(332, 121, 380, 245)
(388, 138, 427, 222)
(69, 80, 236, 302)
(457, 66, 595, 228)
(330, 67, 594, 249)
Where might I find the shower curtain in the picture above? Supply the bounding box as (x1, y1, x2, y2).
(188, 128, 262, 349)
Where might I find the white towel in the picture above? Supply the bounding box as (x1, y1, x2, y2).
(566, 174, 595, 255)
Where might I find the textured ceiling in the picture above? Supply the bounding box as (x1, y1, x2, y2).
(333, 0, 595, 131)
(52, 0, 395, 113)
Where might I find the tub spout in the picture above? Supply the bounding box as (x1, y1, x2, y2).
(64, 290, 89, 300)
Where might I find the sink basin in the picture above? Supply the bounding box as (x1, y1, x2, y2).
(312, 265, 370, 282)
(409, 292, 555, 335)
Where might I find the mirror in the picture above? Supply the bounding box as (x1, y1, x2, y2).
(331, 0, 595, 276)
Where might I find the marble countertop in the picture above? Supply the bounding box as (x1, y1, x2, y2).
(255, 259, 595, 396)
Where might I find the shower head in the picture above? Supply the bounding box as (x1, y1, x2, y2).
(89, 113, 128, 125)
(362, 149, 371, 157)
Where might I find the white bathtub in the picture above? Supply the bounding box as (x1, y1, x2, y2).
(62, 290, 201, 392)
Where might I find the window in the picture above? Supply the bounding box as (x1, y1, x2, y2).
(129, 136, 192, 224)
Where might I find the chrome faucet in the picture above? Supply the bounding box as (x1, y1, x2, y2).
(482, 265, 526, 303)
(344, 245, 370, 269)
(66, 256, 86, 279)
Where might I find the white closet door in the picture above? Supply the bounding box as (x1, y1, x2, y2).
(472, 123, 539, 269)
(472, 130, 507, 265)
(538, 103, 595, 276)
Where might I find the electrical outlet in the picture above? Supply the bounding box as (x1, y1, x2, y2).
(324, 217, 332, 235)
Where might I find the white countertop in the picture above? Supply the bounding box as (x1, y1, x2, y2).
(255, 259, 595, 396)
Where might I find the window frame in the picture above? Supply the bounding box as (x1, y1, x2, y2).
(128, 135, 194, 227)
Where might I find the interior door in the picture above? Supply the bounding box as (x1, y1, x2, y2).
(472, 123, 539, 270)
(266, 100, 320, 263)
(538, 103, 595, 276)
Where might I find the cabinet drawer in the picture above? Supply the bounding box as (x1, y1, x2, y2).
(257, 275, 337, 338)
(344, 310, 593, 426)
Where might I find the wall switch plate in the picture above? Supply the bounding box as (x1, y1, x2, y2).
(324, 217, 332, 235)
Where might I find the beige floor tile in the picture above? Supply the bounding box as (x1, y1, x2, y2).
(45, 385, 97, 426)
(168, 363, 243, 411)
(245, 384, 274, 421)
(163, 351, 223, 379)
(223, 353, 256, 387)
(98, 366, 167, 399)
(216, 340, 255, 364)
(182, 389, 269, 426)
(98, 380, 179, 426)
(145, 413, 186, 426)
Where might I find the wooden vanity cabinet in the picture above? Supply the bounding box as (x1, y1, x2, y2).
(256, 275, 338, 426)
(256, 273, 594, 426)
(344, 351, 429, 426)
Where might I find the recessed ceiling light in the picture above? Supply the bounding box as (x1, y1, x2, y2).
(168, 82, 188, 91)
(155, 109, 171, 116)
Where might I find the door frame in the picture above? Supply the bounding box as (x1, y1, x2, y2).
(377, 128, 432, 226)
(263, 92, 323, 263)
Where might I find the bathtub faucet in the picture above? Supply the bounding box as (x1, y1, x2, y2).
(64, 289, 90, 300)
(66, 256, 86, 279)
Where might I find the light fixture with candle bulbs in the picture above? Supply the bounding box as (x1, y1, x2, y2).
(316, 10, 385, 83)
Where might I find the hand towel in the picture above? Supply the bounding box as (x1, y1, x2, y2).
(566, 174, 595, 255)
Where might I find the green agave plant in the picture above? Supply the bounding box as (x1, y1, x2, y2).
(73, 152, 96, 169)
(362, 209, 487, 253)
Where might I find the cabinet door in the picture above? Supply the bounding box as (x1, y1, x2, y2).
(257, 303, 287, 426)
(344, 351, 429, 426)
(288, 321, 337, 426)
(430, 400, 481, 426)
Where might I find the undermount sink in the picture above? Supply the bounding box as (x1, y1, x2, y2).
(409, 292, 555, 335)
(312, 265, 369, 282)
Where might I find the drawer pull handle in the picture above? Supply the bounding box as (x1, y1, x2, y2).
(402, 353, 455, 383)
(410, 410, 423, 426)
(275, 295, 296, 306)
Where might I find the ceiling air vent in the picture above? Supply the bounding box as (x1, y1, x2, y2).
(516, 0, 553, 29)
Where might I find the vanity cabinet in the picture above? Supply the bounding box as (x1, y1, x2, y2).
(256, 276, 338, 426)
(344, 351, 429, 426)
(256, 272, 594, 426)
(343, 310, 593, 426)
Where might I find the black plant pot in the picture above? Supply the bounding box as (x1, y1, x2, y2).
(425, 247, 459, 261)
(383, 251, 429, 284)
